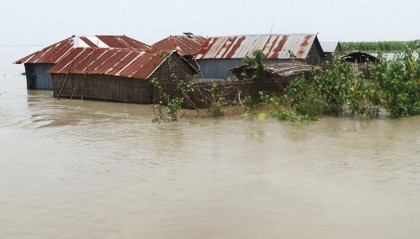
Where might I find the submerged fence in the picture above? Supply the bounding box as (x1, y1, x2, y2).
(154, 78, 293, 109)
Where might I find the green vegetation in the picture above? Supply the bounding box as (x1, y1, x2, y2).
(260, 56, 381, 122)
(369, 48, 420, 117)
(242, 95, 257, 119)
(342, 40, 419, 52)
(151, 75, 195, 122)
(242, 50, 265, 80)
(207, 82, 226, 117)
(260, 46, 419, 121)
(151, 48, 419, 123)
(151, 77, 239, 121)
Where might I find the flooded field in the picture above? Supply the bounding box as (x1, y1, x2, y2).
(1, 75, 420, 239)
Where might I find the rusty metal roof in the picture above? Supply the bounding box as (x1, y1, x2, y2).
(230, 62, 321, 78)
(195, 34, 319, 60)
(263, 62, 321, 77)
(15, 35, 153, 64)
(48, 48, 173, 80)
(152, 35, 207, 56)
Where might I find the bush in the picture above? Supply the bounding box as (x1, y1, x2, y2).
(369, 47, 420, 118)
(260, 55, 383, 121)
(284, 74, 325, 119)
(284, 56, 380, 119)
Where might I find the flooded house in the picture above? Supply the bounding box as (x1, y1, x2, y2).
(195, 34, 325, 80)
(343, 51, 378, 73)
(228, 62, 322, 95)
(229, 62, 320, 82)
(15, 35, 153, 90)
(48, 48, 196, 103)
(152, 33, 207, 71)
(343, 51, 378, 64)
(320, 40, 342, 63)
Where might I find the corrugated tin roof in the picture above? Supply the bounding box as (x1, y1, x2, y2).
(230, 62, 321, 78)
(152, 35, 207, 56)
(264, 62, 321, 77)
(195, 34, 318, 60)
(48, 48, 173, 80)
(320, 40, 340, 53)
(15, 35, 153, 64)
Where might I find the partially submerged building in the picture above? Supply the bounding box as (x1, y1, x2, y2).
(48, 48, 196, 103)
(195, 34, 325, 80)
(320, 40, 342, 62)
(343, 51, 378, 73)
(230, 62, 320, 81)
(343, 51, 378, 64)
(152, 33, 207, 70)
(15, 35, 152, 90)
(229, 62, 321, 94)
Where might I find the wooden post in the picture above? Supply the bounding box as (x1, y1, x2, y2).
(57, 61, 74, 100)
(81, 50, 95, 100)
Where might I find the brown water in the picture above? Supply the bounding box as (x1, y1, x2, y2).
(1, 75, 420, 239)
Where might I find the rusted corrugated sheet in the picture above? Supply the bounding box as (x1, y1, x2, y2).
(15, 35, 153, 64)
(15, 37, 75, 64)
(97, 35, 153, 50)
(152, 35, 207, 56)
(229, 62, 321, 78)
(48, 48, 172, 80)
(196, 34, 317, 60)
(264, 62, 321, 77)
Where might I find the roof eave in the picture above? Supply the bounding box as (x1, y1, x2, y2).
(144, 50, 177, 79)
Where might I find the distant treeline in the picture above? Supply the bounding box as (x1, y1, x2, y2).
(341, 41, 419, 52)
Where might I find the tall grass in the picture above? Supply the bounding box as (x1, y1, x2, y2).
(342, 41, 419, 52)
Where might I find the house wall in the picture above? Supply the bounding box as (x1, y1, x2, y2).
(24, 63, 54, 90)
(324, 53, 334, 63)
(322, 46, 342, 64)
(151, 54, 196, 84)
(306, 44, 323, 65)
(182, 78, 293, 109)
(51, 74, 153, 103)
(197, 59, 243, 80)
(151, 54, 198, 103)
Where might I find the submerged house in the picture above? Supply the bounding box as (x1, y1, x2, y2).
(15, 35, 152, 90)
(230, 62, 320, 81)
(343, 51, 378, 64)
(320, 40, 342, 62)
(152, 33, 207, 70)
(343, 51, 378, 73)
(48, 48, 196, 103)
(195, 34, 325, 80)
(229, 62, 321, 95)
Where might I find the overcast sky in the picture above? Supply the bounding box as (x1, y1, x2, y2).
(1, 0, 419, 69)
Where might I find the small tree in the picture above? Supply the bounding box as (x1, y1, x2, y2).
(369, 47, 420, 118)
(151, 75, 195, 122)
(242, 50, 265, 80)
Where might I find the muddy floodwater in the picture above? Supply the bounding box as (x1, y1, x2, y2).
(1, 75, 420, 239)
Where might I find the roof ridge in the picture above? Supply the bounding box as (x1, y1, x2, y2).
(72, 46, 160, 53)
(209, 33, 318, 38)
